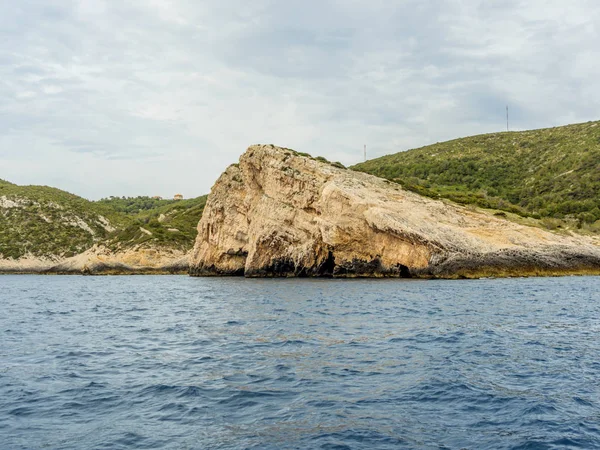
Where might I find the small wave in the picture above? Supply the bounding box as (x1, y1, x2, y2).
(226, 320, 245, 325)
(388, 336, 415, 343)
(109, 432, 147, 448)
(56, 351, 92, 359)
(8, 406, 34, 417)
(573, 396, 594, 407)
(310, 429, 409, 448)
(217, 389, 292, 409)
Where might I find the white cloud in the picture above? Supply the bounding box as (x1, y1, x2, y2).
(0, 0, 599, 199)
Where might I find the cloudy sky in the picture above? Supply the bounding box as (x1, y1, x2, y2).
(1, 0, 599, 199)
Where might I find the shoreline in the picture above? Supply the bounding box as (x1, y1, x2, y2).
(0, 268, 189, 276)
(3, 267, 600, 278)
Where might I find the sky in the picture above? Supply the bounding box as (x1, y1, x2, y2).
(1, 0, 599, 200)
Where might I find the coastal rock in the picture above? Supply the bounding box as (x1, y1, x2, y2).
(190, 145, 600, 278)
(0, 245, 188, 275)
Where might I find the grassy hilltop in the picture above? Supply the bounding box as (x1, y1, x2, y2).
(0, 182, 206, 260)
(352, 121, 600, 229)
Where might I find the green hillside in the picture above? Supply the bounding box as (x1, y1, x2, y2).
(0, 183, 207, 259)
(352, 121, 600, 227)
(0, 183, 129, 259)
(102, 196, 207, 251)
(96, 196, 182, 215)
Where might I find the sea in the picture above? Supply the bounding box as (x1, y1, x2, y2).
(1, 275, 600, 449)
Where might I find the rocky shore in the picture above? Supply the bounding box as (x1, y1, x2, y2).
(0, 245, 189, 275)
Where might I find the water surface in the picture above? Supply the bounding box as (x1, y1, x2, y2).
(1, 275, 599, 449)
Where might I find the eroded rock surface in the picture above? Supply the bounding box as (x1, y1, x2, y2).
(190, 145, 600, 278)
(0, 245, 188, 275)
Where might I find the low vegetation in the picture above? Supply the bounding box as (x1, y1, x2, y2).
(105, 196, 207, 251)
(0, 181, 207, 259)
(96, 196, 180, 215)
(352, 121, 600, 230)
(0, 184, 128, 259)
(282, 147, 346, 169)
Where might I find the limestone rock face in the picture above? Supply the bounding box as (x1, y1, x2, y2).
(190, 145, 600, 278)
(0, 245, 188, 274)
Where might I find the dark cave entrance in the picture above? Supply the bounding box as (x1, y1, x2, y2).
(317, 251, 336, 277)
(398, 264, 411, 278)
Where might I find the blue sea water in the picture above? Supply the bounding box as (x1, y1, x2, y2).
(1, 275, 600, 449)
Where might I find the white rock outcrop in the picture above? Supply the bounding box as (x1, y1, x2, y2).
(0, 245, 189, 274)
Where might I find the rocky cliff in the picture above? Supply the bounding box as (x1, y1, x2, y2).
(190, 145, 600, 278)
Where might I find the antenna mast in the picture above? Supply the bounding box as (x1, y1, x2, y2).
(506, 105, 509, 132)
(364, 144, 367, 162)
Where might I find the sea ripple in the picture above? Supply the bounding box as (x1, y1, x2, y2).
(1, 275, 600, 449)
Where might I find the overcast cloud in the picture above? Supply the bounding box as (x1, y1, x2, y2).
(1, 0, 599, 199)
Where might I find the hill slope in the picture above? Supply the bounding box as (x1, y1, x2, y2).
(101, 196, 208, 252)
(352, 121, 600, 226)
(0, 183, 128, 259)
(0, 182, 207, 270)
